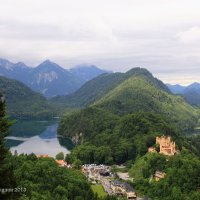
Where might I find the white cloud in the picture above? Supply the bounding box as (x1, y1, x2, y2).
(0, 0, 200, 84)
(177, 26, 200, 44)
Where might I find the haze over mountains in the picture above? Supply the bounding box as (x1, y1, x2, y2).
(0, 58, 109, 97)
(1, 56, 200, 113)
(167, 83, 200, 106)
(1, 57, 200, 104)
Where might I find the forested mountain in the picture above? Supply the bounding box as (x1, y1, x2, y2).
(129, 149, 200, 200)
(167, 82, 200, 106)
(58, 67, 199, 163)
(94, 75, 196, 123)
(58, 68, 198, 132)
(0, 58, 108, 97)
(0, 92, 114, 200)
(0, 76, 55, 118)
(52, 67, 170, 107)
(57, 68, 200, 200)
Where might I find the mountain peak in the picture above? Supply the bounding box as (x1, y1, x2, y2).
(166, 84, 186, 94)
(43, 59, 52, 64)
(189, 82, 200, 87)
(37, 60, 65, 71)
(125, 67, 170, 93)
(40, 59, 57, 66)
(0, 58, 9, 63)
(0, 58, 14, 70)
(126, 67, 153, 77)
(70, 64, 110, 81)
(13, 62, 29, 69)
(71, 64, 112, 72)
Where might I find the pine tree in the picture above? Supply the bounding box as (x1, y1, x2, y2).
(0, 93, 16, 199)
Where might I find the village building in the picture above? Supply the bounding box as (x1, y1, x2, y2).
(127, 192, 137, 200)
(56, 160, 68, 167)
(117, 172, 133, 181)
(36, 154, 49, 158)
(156, 136, 176, 156)
(111, 180, 136, 199)
(82, 164, 111, 183)
(154, 171, 166, 181)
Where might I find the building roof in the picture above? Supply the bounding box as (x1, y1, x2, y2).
(56, 160, 66, 165)
(127, 192, 137, 198)
(155, 171, 166, 178)
(36, 154, 49, 158)
(112, 180, 134, 192)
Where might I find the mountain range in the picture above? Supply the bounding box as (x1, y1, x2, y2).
(1, 56, 199, 122)
(57, 69, 200, 200)
(58, 68, 198, 138)
(167, 83, 200, 106)
(0, 58, 109, 98)
(52, 68, 170, 107)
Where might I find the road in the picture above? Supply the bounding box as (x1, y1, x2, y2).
(101, 178, 112, 195)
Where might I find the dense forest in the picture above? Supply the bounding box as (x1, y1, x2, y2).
(0, 93, 16, 199)
(10, 154, 96, 200)
(58, 69, 200, 166)
(60, 110, 199, 164)
(1, 68, 200, 199)
(59, 110, 200, 199)
(58, 68, 200, 200)
(0, 92, 120, 200)
(58, 68, 198, 134)
(129, 150, 200, 200)
(52, 67, 171, 108)
(0, 76, 57, 119)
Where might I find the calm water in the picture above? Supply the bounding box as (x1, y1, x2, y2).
(5, 120, 74, 157)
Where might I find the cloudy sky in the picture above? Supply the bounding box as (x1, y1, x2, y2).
(0, 0, 200, 84)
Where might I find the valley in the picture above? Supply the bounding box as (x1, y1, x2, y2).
(0, 65, 200, 200)
(1, 1, 200, 199)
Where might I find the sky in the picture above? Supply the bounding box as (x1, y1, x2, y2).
(0, 0, 200, 85)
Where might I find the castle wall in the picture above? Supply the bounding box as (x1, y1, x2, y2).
(156, 136, 176, 156)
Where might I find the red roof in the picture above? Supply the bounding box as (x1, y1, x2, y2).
(56, 160, 66, 165)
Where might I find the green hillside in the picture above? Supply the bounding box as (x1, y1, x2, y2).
(57, 68, 200, 200)
(0, 76, 55, 119)
(51, 67, 170, 108)
(59, 68, 198, 137)
(58, 68, 200, 164)
(128, 150, 200, 200)
(94, 76, 198, 129)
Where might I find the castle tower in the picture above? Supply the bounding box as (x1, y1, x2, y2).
(156, 136, 176, 156)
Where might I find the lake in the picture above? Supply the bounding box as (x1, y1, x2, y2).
(5, 120, 74, 157)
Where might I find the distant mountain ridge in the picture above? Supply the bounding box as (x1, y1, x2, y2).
(0, 58, 109, 97)
(166, 84, 186, 94)
(167, 82, 200, 106)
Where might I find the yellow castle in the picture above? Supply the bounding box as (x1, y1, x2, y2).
(156, 136, 176, 156)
